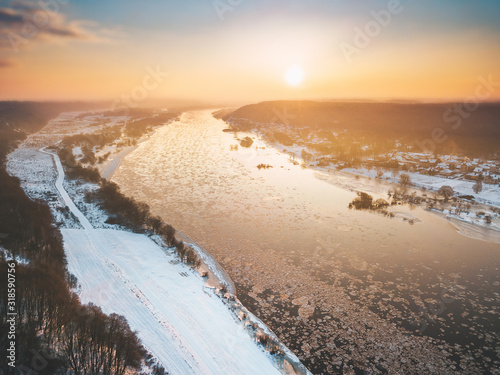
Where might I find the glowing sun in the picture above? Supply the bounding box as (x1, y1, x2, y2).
(284, 65, 304, 86)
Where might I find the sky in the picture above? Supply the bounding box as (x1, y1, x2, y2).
(0, 0, 499, 104)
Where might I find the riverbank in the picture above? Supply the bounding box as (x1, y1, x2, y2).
(224, 121, 500, 244)
(110, 109, 500, 374)
(7, 110, 312, 375)
(99, 127, 162, 180)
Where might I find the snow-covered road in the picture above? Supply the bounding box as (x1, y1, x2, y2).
(40, 148, 93, 230)
(42, 149, 282, 374)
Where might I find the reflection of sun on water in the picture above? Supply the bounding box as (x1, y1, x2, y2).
(285, 65, 304, 86)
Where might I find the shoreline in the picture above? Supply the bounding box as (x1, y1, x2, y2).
(322, 168, 500, 243)
(100, 133, 153, 180)
(101, 145, 139, 180)
(224, 120, 500, 244)
(15, 113, 311, 375)
(93, 116, 311, 374)
(99, 109, 500, 374)
(103, 113, 500, 245)
(101, 118, 178, 180)
(314, 159, 500, 243)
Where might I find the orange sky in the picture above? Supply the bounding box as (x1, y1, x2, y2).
(1, 1, 500, 103)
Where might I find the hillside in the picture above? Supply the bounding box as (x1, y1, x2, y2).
(0, 101, 103, 133)
(222, 101, 500, 156)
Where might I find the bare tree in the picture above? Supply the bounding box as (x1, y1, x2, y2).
(438, 185, 454, 202)
(399, 173, 411, 194)
(473, 174, 483, 194)
(301, 149, 312, 163)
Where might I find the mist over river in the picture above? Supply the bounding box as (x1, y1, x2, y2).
(112, 110, 500, 374)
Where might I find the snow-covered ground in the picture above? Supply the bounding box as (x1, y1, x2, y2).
(62, 228, 282, 374)
(7, 112, 310, 375)
(41, 149, 294, 375)
(235, 127, 500, 238)
(342, 167, 500, 209)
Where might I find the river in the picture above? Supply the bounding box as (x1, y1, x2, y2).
(112, 110, 500, 374)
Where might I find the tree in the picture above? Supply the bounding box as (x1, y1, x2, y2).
(373, 199, 389, 210)
(349, 192, 373, 210)
(301, 149, 312, 163)
(147, 216, 163, 233)
(399, 173, 411, 193)
(438, 185, 454, 202)
(161, 224, 176, 246)
(473, 175, 483, 194)
(240, 137, 253, 148)
(175, 241, 187, 261)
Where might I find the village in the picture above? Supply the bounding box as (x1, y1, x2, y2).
(224, 118, 500, 222)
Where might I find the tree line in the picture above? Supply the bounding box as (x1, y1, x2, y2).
(57, 111, 201, 269)
(124, 112, 179, 139)
(84, 179, 201, 268)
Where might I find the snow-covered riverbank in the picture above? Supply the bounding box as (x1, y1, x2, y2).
(7, 111, 311, 375)
(232, 127, 500, 242)
(112, 110, 500, 374)
(62, 227, 282, 374)
(341, 166, 500, 209)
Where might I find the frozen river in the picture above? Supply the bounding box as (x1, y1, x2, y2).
(113, 110, 500, 374)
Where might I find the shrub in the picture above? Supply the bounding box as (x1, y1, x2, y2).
(373, 198, 389, 210)
(349, 192, 373, 210)
(438, 185, 454, 201)
(399, 173, 411, 190)
(66, 165, 101, 183)
(240, 136, 254, 148)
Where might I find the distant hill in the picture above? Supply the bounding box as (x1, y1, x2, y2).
(222, 100, 500, 156)
(223, 100, 500, 137)
(0, 101, 102, 133)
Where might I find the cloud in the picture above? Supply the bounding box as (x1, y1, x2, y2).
(0, 7, 24, 24)
(0, 58, 14, 67)
(0, 2, 118, 53)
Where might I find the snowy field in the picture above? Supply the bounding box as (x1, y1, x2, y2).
(38, 146, 290, 374)
(62, 228, 282, 374)
(6, 112, 309, 375)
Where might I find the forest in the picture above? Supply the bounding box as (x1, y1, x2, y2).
(223, 100, 500, 157)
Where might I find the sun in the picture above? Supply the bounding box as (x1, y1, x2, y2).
(284, 65, 304, 87)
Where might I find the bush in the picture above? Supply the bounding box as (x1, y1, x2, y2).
(373, 198, 389, 210)
(399, 173, 411, 190)
(349, 192, 373, 210)
(160, 224, 176, 246)
(240, 137, 254, 148)
(86, 181, 151, 230)
(66, 165, 101, 183)
(438, 185, 454, 201)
